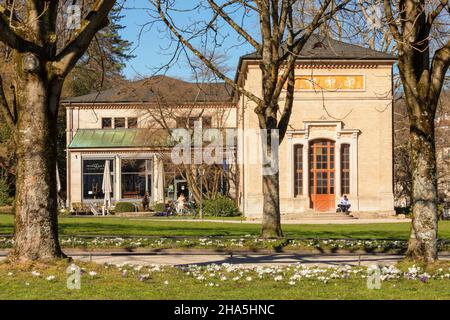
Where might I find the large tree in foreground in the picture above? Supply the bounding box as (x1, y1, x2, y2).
(148, 0, 349, 237)
(384, 0, 449, 262)
(0, 0, 116, 261)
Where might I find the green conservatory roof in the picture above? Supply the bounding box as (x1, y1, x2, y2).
(68, 129, 173, 149)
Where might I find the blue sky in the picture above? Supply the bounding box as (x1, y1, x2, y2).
(119, 0, 256, 81)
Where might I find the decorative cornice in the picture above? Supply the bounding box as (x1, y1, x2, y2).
(63, 102, 237, 109)
(295, 63, 380, 69)
(286, 121, 361, 141)
(70, 148, 172, 154)
(284, 96, 393, 101)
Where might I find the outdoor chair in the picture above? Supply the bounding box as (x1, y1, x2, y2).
(72, 203, 90, 215)
(89, 203, 102, 216)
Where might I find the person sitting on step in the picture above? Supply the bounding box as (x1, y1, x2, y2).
(337, 195, 351, 213)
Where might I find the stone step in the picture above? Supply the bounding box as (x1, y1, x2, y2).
(281, 213, 357, 220)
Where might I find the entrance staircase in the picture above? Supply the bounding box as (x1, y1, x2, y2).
(281, 212, 357, 221)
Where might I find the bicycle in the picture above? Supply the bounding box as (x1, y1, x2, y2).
(174, 200, 197, 218)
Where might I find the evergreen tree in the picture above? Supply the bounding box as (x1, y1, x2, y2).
(63, 5, 135, 97)
(57, 5, 135, 202)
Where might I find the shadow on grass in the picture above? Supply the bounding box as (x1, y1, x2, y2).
(57, 221, 252, 237)
(177, 253, 405, 267)
(57, 219, 415, 239)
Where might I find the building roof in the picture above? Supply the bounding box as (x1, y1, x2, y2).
(239, 34, 396, 61)
(64, 37, 395, 105)
(68, 128, 238, 149)
(68, 129, 173, 149)
(62, 75, 234, 104)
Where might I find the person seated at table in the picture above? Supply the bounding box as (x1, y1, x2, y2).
(164, 201, 174, 216)
(142, 192, 150, 211)
(338, 195, 351, 213)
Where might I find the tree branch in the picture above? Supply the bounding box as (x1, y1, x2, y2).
(278, 3, 295, 143)
(278, 66, 294, 143)
(383, 0, 401, 43)
(428, 0, 449, 26)
(208, 0, 261, 51)
(274, 0, 345, 98)
(277, 0, 291, 41)
(153, 0, 263, 105)
(429, 40, 450, 104)
(10, 82, 17, 121)
(0, 5, 43, 54)
(53, 0, 116, 78)
(0, 75, 16, 131)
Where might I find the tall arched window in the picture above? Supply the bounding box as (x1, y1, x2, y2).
(294, 144, 303, 196)
(341, 144, 350, 195)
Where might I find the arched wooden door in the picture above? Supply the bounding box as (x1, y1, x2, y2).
(309, 140, 335, 212)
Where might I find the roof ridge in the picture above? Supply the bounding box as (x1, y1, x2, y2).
(316, 34, 393, 56)
(239, 34, 396, 60)
(62, 76, 233, 104)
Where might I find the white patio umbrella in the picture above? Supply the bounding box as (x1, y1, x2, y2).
(56, 164, 63, 208)
(154, 158, 159, 202)
(56, 164, 61, 193)
(102, 160, 112, 216)
(154, 156, 165, 203)
(157, 157, 165, 202)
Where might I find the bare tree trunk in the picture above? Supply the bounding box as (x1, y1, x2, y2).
(0, 0, 115, 262)
(406, 114, 438, 262)
(11, 76, 65, 261)
(260, 130, 283, 238)
(183, 165, 202, 203)
(261, 172, 283, 238)
(383, 0, 449, 263)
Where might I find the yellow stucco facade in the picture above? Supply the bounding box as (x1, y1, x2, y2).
(236, 60, 395, 217)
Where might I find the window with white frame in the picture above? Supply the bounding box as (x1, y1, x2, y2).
(293, 144, 303, 196)
(121, 159, 152, 199)
(82, 159, 115, 200)
(341, 144, 350, 195)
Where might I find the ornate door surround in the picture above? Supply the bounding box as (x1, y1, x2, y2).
(287, 121, 360, 212)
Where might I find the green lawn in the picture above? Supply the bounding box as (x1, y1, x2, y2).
(1, 214, 450, 239)
(0, 260, 449, 299)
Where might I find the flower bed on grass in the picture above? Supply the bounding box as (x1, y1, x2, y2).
(1, 236, 450, 252)
(8, 262, 450, 291)
(175, 263, 450, 286)
(6, 262, 450, 286)
(107, 262, 450, 287)
(1, 260, 449, 299)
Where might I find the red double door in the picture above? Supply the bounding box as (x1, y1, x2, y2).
(309, 140, 335, 212)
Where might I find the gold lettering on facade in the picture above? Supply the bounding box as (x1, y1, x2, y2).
(295, 75, 364, 90)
